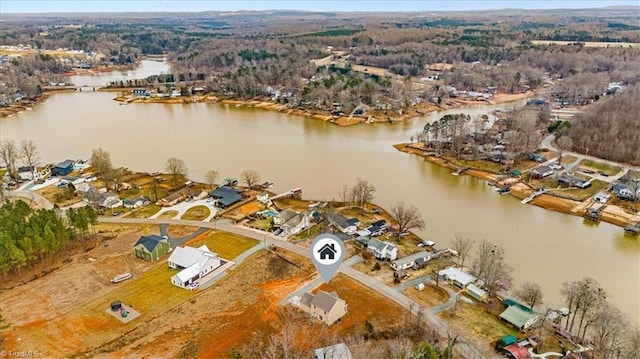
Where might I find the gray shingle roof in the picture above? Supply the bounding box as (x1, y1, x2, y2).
(311, 291, 339, 313)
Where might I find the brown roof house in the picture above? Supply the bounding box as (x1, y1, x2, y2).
(160, 188, 189, 207)
(299, 291, 347, 326)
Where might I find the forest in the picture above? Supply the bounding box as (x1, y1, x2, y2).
(0, 200, 98, 279)
(568, 85, 640, 165)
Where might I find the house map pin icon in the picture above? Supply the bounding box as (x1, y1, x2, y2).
(310, 233, 345, 283)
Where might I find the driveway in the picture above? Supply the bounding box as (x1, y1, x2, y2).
(149, 199, 219, 220)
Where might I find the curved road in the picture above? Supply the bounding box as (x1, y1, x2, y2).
(98, 216, 486, 358)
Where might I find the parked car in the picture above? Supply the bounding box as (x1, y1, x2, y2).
(417, 240, 436, 247)
(279, 229, 288, 237)
(112, 211, 122, 216)
(549, 163, 563, 170)
(273, 228, 283, 236)
(187, 282, 199, 290)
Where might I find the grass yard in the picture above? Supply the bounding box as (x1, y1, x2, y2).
(157, 210, 178, 219)
(247, 217, 272, 231)
(560, 155, 578, 166)
(93, 264, 194, 316)
(578, 159, 622, 176)
(440, 300, 517, 355)
(186, 231, 259, 260)
(126, 204, 161, 218)
(181, 205, 210, 220)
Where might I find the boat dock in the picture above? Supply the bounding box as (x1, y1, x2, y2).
(452, 166, 470, 176)
(584, 203, 607, 222)
(521, 188, 546, 204)
(624, 221, 640, 235)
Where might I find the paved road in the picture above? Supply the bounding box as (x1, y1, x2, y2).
(98, 216, 487, 359)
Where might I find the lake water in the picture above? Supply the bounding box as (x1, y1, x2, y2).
(2, 60, 638, 321)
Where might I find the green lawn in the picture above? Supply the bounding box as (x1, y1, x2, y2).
(189, 231, 259, 260)
(126, 204, 161, 218)
(578, 159, 622, 176)
(80, 263, 194, 322)
(181, 205, 211, 220)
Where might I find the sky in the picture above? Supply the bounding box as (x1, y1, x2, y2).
(1, 0, 639, 14)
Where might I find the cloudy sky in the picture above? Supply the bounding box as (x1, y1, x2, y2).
(1, 0, 638, 13)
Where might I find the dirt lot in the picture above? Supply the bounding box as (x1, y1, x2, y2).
(404, 283, 449, 309)
(0, 224, 170, 356)
(0, 223, 265, 358)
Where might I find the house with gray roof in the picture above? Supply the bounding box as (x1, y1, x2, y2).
(210, 186, 243, 208)
(367, 238, 398, 261)
(133, 235, 170, 261)
(299, 290, 347, 326)
(314, 343, 353, 359)
(329, 213, 357, 234)
(274, 208, 310, 235)
(390, 250, 432, 271)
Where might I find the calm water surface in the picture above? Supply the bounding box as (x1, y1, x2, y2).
(2, 61, 638, 321)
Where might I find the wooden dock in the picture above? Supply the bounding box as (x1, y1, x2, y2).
(452, 166, 470, 176)
(584, 203, 607, 222)
(624, 221, 640, 235)
(521, 188, 546, 204)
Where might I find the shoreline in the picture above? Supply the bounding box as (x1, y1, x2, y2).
(111, 89, 539, 127)
(393, 143, 640, 230)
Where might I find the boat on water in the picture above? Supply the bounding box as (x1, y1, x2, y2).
(111, 272, 132, 283)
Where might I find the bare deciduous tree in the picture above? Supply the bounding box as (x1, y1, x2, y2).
(349, 179, 375, 210)
(165, 157, 187, 187)
(390, 202, 425, 239)
(204, 170, 219, 189)
(19, 140, 38, 169)
(240, 169, 260, 188)
(472, 240, 513, 295)
(90, 148, 113, 176)
(0, 140, 19, 179)
(337, 184, 352, 205)
(590, 303, 628, 359)
(514, 282, 544, 310)
(452, 235, 474, 269)
(561, 277, 607, 336)
(556, 136, 574, 165)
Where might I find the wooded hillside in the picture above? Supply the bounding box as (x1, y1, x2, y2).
(568, 85, 640, 165)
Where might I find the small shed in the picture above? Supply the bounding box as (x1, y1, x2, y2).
(466, 283, 488, 302)
(502, 343, 529, 359)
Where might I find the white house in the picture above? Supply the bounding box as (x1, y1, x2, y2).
(390, 251, 431, 271)
(168, 244, 222, 288)
(367, 238, 398, 261)
(170, 90, 181, 98)
(437, 267, 477, 288)
(329, 213, 357, 235)
(275, 208, 310, 235)
(75, 182, 91, 194)
(257, 192, 270, 204)
(124, 196, 149, 209)
(17, 166, 36, 181)
(100, 193, 122, 209)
